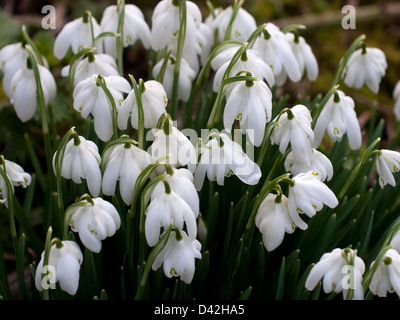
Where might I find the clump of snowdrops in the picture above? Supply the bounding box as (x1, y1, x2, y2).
(0, 0, 400, 301)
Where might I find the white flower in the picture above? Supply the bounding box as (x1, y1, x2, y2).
(253, 23, 301, 85)
(145, 191, 197, 247)
(54, 14, 102, 60)
(53, 135, 102, 197)
(376, 149, 400, 188)
(390, 231, 400, 253)
(255, 193, 295, 252)
(0, 43, 30, 97)
(150, 168, 199, 217)
(9, 64, 56, 122)
(102, 142, 151, 205)
(270, 104, 314, 167)
(194, 133, 261, 191)
(369, 248, 400, 297)
(63, 53, 119, 86)
(118, 80, 168, 130)
(211, 46, 275, 92)
(149, 125, 197, 173)
(284, 148, 333, 182)
(210, 6, 256, 42)
(73, 74, 131, 141)
(393, 80, 400, 121)
(313, 90, 361, 150)
(100, 4, 151, 58)
(151, 0, 202, 52)
(65, 197, 121, 253)
(223, 78, 272, 147)
(0, 159, 32, 207)
(35, 240, 83, 295)
(152, 56, 196, 102)
(285, 32, 319, 82)
(305, 248, 365, 300)
(152, 230, 201, 284)
(288, 170, 338, 230)
(343, 47, 387, 94)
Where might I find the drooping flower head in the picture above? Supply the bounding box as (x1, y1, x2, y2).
(118, 80, 168, 130)
(369, 248, 400, 297)
(54, 11, 102, 59)
(35, 240, 83, 295)
(102, 141, 151, 205)
(223, 77, 272, 147)
(152, 230, 201, 284)
(73, 74, 131, 141)
(101, 4, 151, 58)
(270, 104, 314, 167)
(53, 135, 102, 197)
(9, 63, 56, 122)
(253, 23, 301, 86)
(375, 149, 400, 188)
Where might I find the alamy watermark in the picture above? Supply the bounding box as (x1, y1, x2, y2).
(41, 5, 56, 30)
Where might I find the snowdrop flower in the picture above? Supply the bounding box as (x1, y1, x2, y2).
(285, 32, 319, 83)
(151, 168, 199, 217)
(149, 124, 197, 173)
(313, 90, 361, 150)
(343, 47, 387, 94)
(152, 56, 196, 102)
(375, 149, 400, 188)
(211, 46, 275, 92)
(393, 80, 400, 121)
(254, 23, 301, 85)
(210, 5, 256, 42)
(284, 148, 333, 181)
(54, 12, 102, 59)
(270, 104, 314, 167)
(9, 64, 56, 123)
(145, 190, 197, 246)
(73, 74, 131, 141)
(223, 78, 272, 147)
(305, 248, 365, 300)
(0, 43, 29, 97)
(390, 231, 400, 252)
(118, 80, 168, 130)
(35, 240, 83, 295)
(255, 193, 295, 252)
(151, 0, 202, 52)
(152, 230, 201, 284)
(65, 197, 121, 253)
(102, 142, 151, 205)
(62, 53, 119, 86)
(0, 159, 32, 207)
(194, 133, 261, 191)
(288, 170, 338, 230)
(369, 248, 400, 297)
(100, 4, 151, 58)
(54, 135, 101, 197)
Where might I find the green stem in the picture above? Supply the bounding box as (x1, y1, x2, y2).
(116, 0, 125, 76)
(95, 75, 119, 140)
(311, 84, 339, 129)
(135, 224, 173, 300)
(42, 227, 53, 300)
(24, 45, 54, 192)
